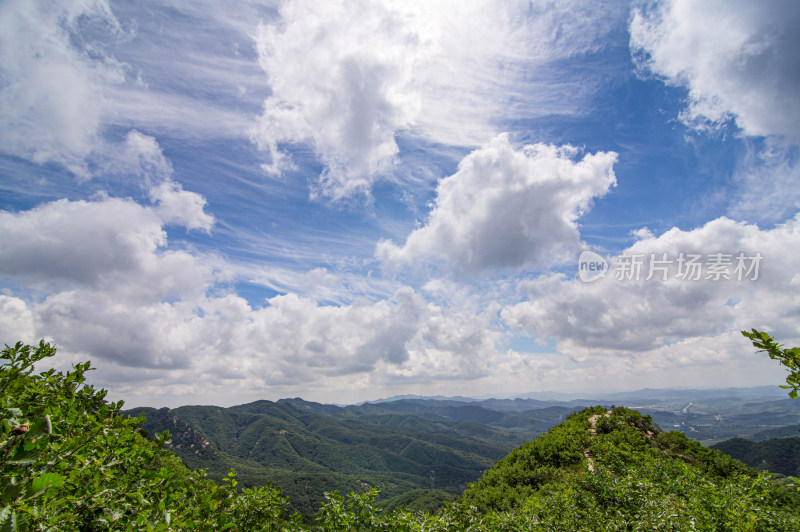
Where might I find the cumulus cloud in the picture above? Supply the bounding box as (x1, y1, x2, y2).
(111, 131, 215, 232)
(4, 197, 791, 402)
(503, 215, 800, 360)
(14, 281, 505, 398)
(0, 197, 215, 298)
(116, 130, 174, 183)
(251, 0, 421, 197)
(150, 181, 214, 232)
(251, 0, 415, 190)
(0, 196, 219, 368)
(377, 135, 617, 275)
(0, 198, 166, 288)
(0, 295, 36, 345)
(201, 288, 502, 387)
(398, 302, 504, 382)
(630, 0, 800, 140)
(252, 0, 623, 199)
(0, 196, 510, 400)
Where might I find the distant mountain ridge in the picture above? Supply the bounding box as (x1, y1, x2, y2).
(125, 398, 530, 514)
(367, 385, 789, 405)
(124, 387, 800, 515)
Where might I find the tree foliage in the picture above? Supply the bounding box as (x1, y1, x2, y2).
(0, 341, 299, 530)
(713, 437, 800, 477)
(742, 329, 800, 399)
(457, 405, 800, 530)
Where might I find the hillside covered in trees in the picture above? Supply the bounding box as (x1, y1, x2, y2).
(123, 392, 800, 515)
(711, 436, 800, 477)
(125, 400, 517, 515)
(3, 340, 800, 530)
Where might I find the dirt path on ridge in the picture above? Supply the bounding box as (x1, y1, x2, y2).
(584, 410, 611, 472)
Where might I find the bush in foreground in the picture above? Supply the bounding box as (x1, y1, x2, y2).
(0, 341, 298, 530)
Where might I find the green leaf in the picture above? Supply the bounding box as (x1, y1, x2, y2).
(29, 472, 66, 498)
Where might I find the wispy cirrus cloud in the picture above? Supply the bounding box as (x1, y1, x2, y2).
(0, 0, 123, 177)
(0, 0, 271, 181)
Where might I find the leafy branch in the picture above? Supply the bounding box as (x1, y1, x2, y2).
(742, 329, 800, 399)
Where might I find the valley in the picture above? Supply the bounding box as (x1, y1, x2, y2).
(125, 386, 800, 514)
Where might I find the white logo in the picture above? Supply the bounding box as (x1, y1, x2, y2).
(578, 250, 608, 283)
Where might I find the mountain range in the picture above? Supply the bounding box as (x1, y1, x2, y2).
(124, 387, 800, 515)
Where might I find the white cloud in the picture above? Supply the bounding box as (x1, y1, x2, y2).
(0, 0, 124, 177)
(115, 130, 174, 184)
(0, 197, 214, 298)
(377, 135, 617, 275)
(0, 198, 166, 288)
(728, 138, 800, 223)
(36, 290, 203, 369)
(251, 0, 425, 197)
(631, 1, 800, 236)
(150, 182, 215, 232)
(252, 0, 623, 199)
(398, 302, 503, 382)
(503, 215, 800, 362)
(630, 0, 800, 140)
(23, 281, 507, 400)
(0, 295, 36, 345)
(108, 131, 215, 232)
(0, 196, 511, 402)
(0, 196, 219, 369)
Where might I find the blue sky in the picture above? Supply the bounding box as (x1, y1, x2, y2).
(1, 0, 799, 407)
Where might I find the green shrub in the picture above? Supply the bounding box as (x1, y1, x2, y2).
(0, 341, 299, 530)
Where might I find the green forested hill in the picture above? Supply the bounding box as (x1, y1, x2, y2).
(282, 393, 800, 444)
(276, 397, 571, 435)
(123, 392, 800, 516)
(456, 406, 800, 529)
(711, 436, 800, 476)
(747, 423, 800, 441)
(125, 399, 525, 514)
